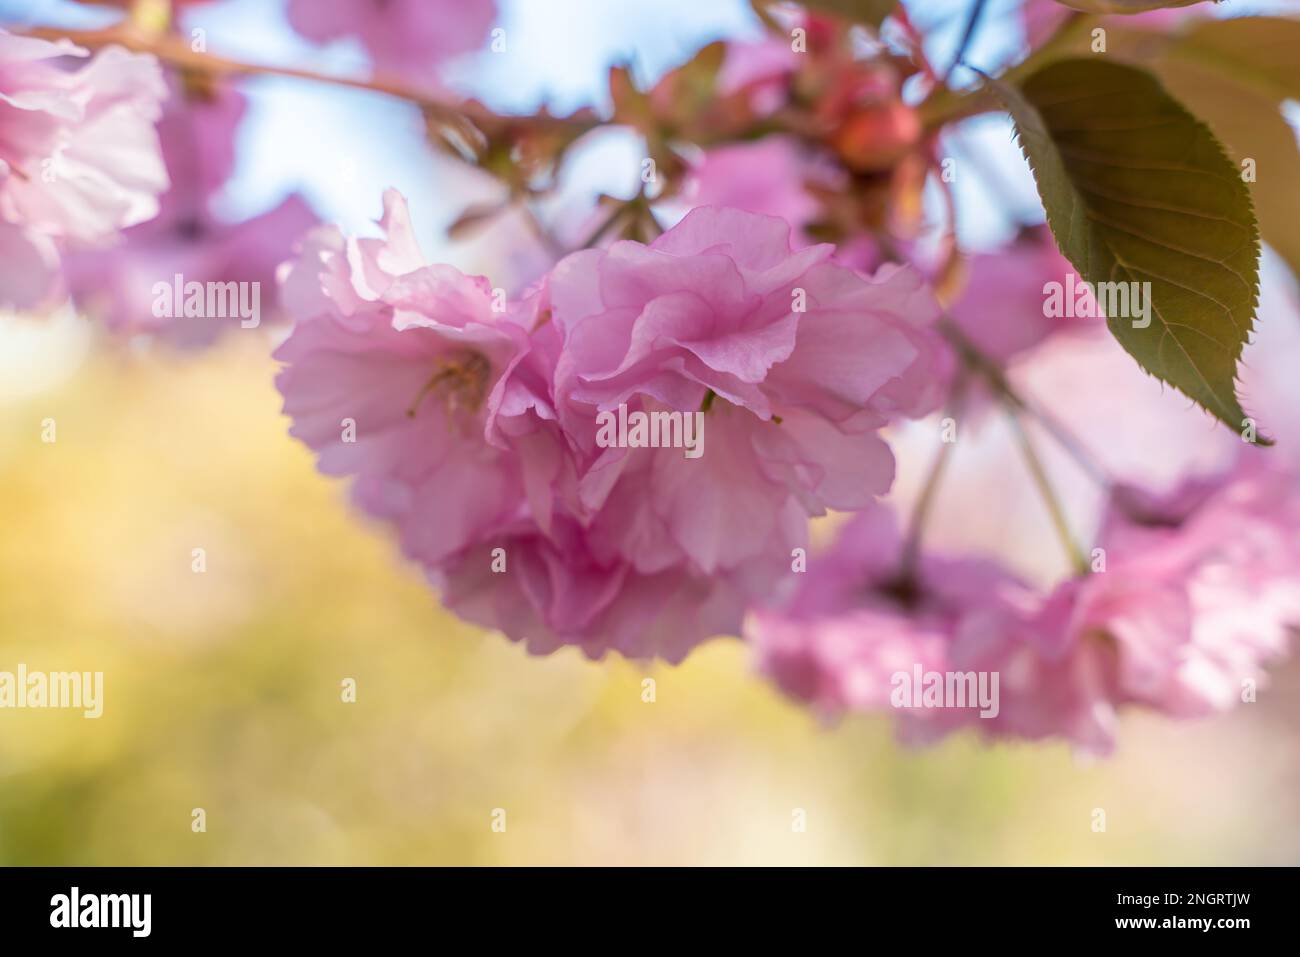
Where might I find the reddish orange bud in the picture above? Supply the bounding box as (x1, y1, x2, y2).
(831, 102, 921, 173)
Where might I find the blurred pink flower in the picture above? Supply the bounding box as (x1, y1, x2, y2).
(941, 461, 1300, 754)
(286, 0, 496, 86)
(747, 503, 1032, 721)
(0, 32, 168, 240)
(682, 137, 822, 237)
(152, 77, 244, 213)
(0, 221, 61, 310)
(947, 224, 1083, 366)
(1021, 0, 1075, 49)
(64, 195, 317, 346)
(748, 450, 1300, 752)
(717, 35, 800, 115)
(63, 81, 317, 345)
(678, 138, 883, 272)
(0, 30, 167, 308)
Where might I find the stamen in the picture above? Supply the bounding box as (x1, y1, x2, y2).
(406, 350, 491, 419)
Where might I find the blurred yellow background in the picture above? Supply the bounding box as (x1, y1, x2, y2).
(2, 321, 1298, 866)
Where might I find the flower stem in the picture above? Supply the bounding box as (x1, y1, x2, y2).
(1005, 404, 1090, 576)
(938, 318, 1110, 489)
(898, 370, 969, 579)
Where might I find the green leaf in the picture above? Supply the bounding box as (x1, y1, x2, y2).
(1032, 16, 1300, 284)
(1053, 0, 1210, 12)
(993, 58, 1262, 436)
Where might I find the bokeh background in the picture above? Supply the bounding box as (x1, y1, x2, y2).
(2, 0, 1299, 865)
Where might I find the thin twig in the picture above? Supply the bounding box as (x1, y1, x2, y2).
(939, 318, 1110, 488)
(943, 0, 990, 84)
(26, 24, 483, 143)
(898, 370, 970, 578)
(519, 201, 566, 259)
(1005, 404, 1089, 575)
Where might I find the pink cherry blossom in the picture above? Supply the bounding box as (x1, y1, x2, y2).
(434, 308, 800, 662)
(439, 205, 945, 658)
(274, 197, 744, 661)
(285, 0, 496, 86)
(0, 30, 168, 309)
(545, 206, 947, 574)
(454, 206, 948, 659)
(62, 80, 317, 345)
(276, 195, 945, 660)
(275, 191, 532, 566)
(0, 31, 167, 241)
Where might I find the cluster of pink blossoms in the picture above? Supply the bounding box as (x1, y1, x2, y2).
(63, 75, 317, 345)
(275, 193, 947, 660)
(0, 29, 168, 311)
(748, 455, 1300, 755)
(0, 27, 315, 339)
